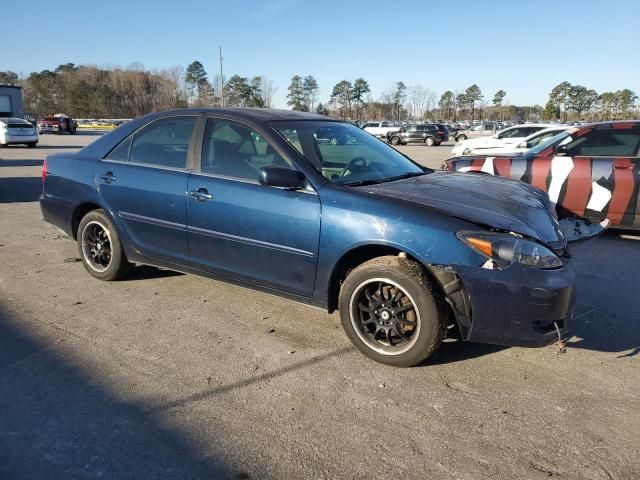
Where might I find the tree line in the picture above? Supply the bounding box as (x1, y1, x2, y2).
(543, 82, 637, 121)
(0, 61, 277, 118)
(1, 63, 637, 122)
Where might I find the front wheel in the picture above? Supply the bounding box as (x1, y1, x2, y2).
(339, 256, 446, 367)
(390, 136, 401, 146)
(77, 209, 133, 281)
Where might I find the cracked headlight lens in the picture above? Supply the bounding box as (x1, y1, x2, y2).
(458, 231, 563, 269)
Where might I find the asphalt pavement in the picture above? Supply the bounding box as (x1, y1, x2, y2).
(0, 134, 638, 479)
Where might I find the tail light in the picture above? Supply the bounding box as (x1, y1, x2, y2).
(438, 130, 445, 135)
(42, 157, 48, 183)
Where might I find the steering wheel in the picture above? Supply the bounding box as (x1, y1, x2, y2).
(339, 156, 368, 178)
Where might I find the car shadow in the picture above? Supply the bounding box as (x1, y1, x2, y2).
(0, 159, 43, 167)
(127, 265, 185, 280)
(426, 341, 507, 366)
(0, 177, 42, 203)
(0, 303, 239, 479)
(566, 230, 640, 356)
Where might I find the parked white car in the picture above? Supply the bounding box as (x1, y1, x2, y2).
(454, 127, 575, 156)
(451, 123, 558, 155)
(362, 121, 400, 138)
(0, 118, 39, 148)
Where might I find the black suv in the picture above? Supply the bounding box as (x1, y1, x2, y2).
(387, 124, 448, 146)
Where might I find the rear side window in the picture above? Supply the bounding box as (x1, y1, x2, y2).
(499, 127, 525, 139)
(566, 128, 640, 157)
(107, 136, 132, 161)
(127, 116, 196, 168)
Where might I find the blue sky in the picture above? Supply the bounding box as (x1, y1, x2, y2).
(6, 0, 639, 108)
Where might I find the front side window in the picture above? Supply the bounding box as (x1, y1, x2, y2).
(273, 121, 425, 185)
(565, 128, 640, 157)
(128, 116, 196, 168)
(527, 130, 564, 147)
(201, 119, 290, 181)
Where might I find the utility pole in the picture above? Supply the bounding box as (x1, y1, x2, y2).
(219, 46, 224, 107)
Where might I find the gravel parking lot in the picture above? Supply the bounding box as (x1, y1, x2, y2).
(1, 134, 639, 479)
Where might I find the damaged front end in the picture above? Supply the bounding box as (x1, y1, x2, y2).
(558, 217, 610, 243)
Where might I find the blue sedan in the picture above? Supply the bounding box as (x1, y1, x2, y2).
(41, 108, 579, 366)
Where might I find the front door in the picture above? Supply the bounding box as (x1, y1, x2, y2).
(96, 115, 198, 265)
(187, 117, 321, 297)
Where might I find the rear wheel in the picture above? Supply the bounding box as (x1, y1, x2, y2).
(425, 136, 435, 146)
(456, 134, 467, 142)
(77, 209, 133, 281)
(338, 256, 446, 367)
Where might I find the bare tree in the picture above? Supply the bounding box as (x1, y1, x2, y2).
(408, 85, 430, 120)
(260, 75, 278, 108)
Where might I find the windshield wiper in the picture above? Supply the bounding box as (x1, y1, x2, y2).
(341, 178, 388, 187)
(382, 171, 429, 182)
(342, 171, 428, 187)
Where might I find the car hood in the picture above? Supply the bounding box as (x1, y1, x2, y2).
(361, 171, 564, 245)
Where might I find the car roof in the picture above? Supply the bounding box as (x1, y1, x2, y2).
(0, 117, 30, 123)
(142, 107, 333, 123)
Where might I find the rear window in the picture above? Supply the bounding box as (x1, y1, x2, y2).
(7, 122, 32, 128)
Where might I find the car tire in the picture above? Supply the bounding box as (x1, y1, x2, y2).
(77, 209, 133, 281)
(425, 137, 435, 146)
(338, 255, 446, 367)
(27, 143, 37, 148)
(456, 134, 467, 142)
(434, 142, 441, 146)
(390, 136, 401, 146)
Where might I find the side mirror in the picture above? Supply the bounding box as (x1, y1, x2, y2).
(258, 166, 306, 190)
(492, 133, 499, 138)
(554, 144, 568, 156)
(518, 141, 528, 149)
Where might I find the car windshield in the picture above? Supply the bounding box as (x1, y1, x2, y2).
(271, 121, 427, 186)
(525, 131, 573, 155)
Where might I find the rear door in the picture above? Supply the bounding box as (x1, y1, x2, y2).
(96, 115, 198, 265)
(186, 116, 321, 297)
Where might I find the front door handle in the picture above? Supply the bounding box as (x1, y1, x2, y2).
(189, 188, 213, 202)
(100, 172, 116, 183)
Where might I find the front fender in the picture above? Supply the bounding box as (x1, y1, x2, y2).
(311, 185, 485, 308)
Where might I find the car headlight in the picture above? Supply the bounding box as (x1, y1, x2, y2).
(457, 231, 563, 269)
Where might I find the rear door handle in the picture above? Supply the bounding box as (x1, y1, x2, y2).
(100, 172, 116, 183)
(189, 188, 213, 202)
(613, 164, 633, 170)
